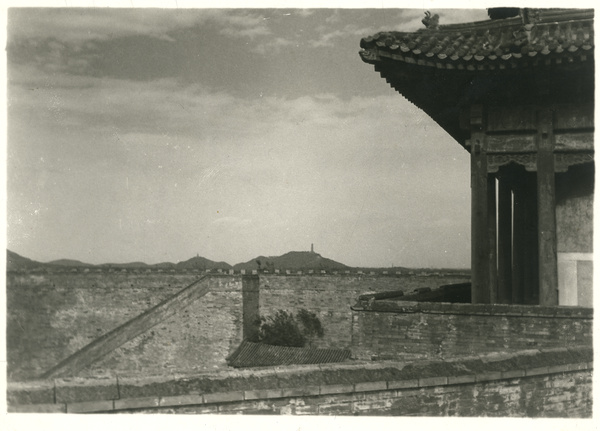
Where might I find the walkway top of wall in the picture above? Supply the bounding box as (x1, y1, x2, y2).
(359, 8, 595, 145)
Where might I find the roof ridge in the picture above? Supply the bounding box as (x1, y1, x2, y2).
(390, 8, 595, 35)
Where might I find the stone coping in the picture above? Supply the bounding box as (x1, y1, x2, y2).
(352, 300, 593, 318)
(7, 345, 592, 413)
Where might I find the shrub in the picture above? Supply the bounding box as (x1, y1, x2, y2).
(296, 309, 324, 340)
(252, 309, 324, 348)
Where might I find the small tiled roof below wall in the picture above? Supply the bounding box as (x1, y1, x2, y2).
(360, 9, 594, 71)
(227, 341, 351, 368)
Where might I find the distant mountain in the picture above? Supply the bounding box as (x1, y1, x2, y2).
(7, 250, 42, 271)
(176, 256, 232, 270)
(100, 262, 149, 269)
(152, 262, 177, 269)
(9, 249, 435, 274)
(48, 259, 92, 267)
(233, 251, 349, 272)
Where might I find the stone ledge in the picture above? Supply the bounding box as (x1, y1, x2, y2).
(501, 369, 525, 379)
(319, 384, 354, 395)
(354, 381, 387, 392)
(8, 403, 66, 413)
(55, 377, 119, 404)
(525, 366, 551, 376)
(419, 376, 448, 387)
(448, 375, 476, 385)
(387, 379, 419, 390)
(359, 301, 594, 319)
(475, 371, 503, 382)
(6, 380, 55, 405)
(11, 364, 593, 413)
(8, 346, 593, 412)
(66, 399, 114, 413)
(244, 388, 283, 400)
(281, 386, 320, 398)
(203, 391, 244, 403)
(160, 394, 204, 407)
(113, 396, 160, 410)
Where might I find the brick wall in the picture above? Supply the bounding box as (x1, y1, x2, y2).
(8, 346, 592, 417)
(350, 301, 592, 361)
(258, 274, 468, 349)
(7, 272, 467, 381)
(6, 273, 245, 380)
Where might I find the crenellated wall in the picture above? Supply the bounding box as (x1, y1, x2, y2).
(7, 271, 588, 385)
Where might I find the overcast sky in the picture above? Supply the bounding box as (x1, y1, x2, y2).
(5, 6, 498, 268)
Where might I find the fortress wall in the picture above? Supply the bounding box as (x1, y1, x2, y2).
(350, 301, 593, 361)
(7, 273, 470, 381)
(80, 276, 245, 378)
(257, 274, 469, 350)
(6, 273, 244, 381)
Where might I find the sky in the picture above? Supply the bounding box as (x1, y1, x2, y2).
(5, 5, 496, 268)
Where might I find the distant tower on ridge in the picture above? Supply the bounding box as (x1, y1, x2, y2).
(311, 243, 314, 253)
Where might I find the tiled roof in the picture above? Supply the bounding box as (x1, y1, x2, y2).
(360, 9, 594, 71)
(227, 341, 351, 368)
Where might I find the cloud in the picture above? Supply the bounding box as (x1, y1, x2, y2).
(8, 51, 470, 266)
(252, 37, 296, 55)
(215, 10, 271, 38)
(211, 216, 253, 228)
(9, 9, 198, 44)
(8, 9, 273, 45)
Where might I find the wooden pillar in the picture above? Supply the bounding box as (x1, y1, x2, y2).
(512, 181, 525, 304)
(536, 109, 559, 306)
(470, 106, 491, 303)
(487, 175, 498, 302)
(522, 184, 538, 304)
(497, 179, 512, 303)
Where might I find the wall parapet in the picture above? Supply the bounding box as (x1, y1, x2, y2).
(8, 268, 471, 278)
(352, 300, 594, 317)
(7, 345, 592, 416)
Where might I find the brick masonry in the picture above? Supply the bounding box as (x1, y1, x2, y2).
(350, 301, 593, 361)
(258, 274, 468, 349)
(7, 346, 593, 417)
(7, 273, 590, 384)
(6, 273, 245, 380)
(7, 272, 467, 380)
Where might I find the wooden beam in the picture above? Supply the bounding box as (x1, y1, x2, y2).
(537, 109, 559, 306)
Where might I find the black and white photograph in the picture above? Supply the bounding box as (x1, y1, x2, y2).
(3, 0, 595, 424)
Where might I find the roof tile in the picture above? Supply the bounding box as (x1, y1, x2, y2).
(360, 8, 594, 70)
(227, 341, 351, 368)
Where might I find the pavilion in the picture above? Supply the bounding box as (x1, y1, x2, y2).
(360, 8, 594, 306)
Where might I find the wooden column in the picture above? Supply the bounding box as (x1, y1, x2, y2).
(522, 184, 539, 304)
(487, 175, 498, 303)
(496, 179, 512, 303)
(536, 109, 559, 306)
(470, 106, 491, 303)
(511, 184, 525, 304)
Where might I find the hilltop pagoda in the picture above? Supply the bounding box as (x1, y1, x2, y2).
(360, 8, 594, 306)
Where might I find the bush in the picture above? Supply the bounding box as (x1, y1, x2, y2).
(252, 309, 324, 348)
(296, 309, 324, 340)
